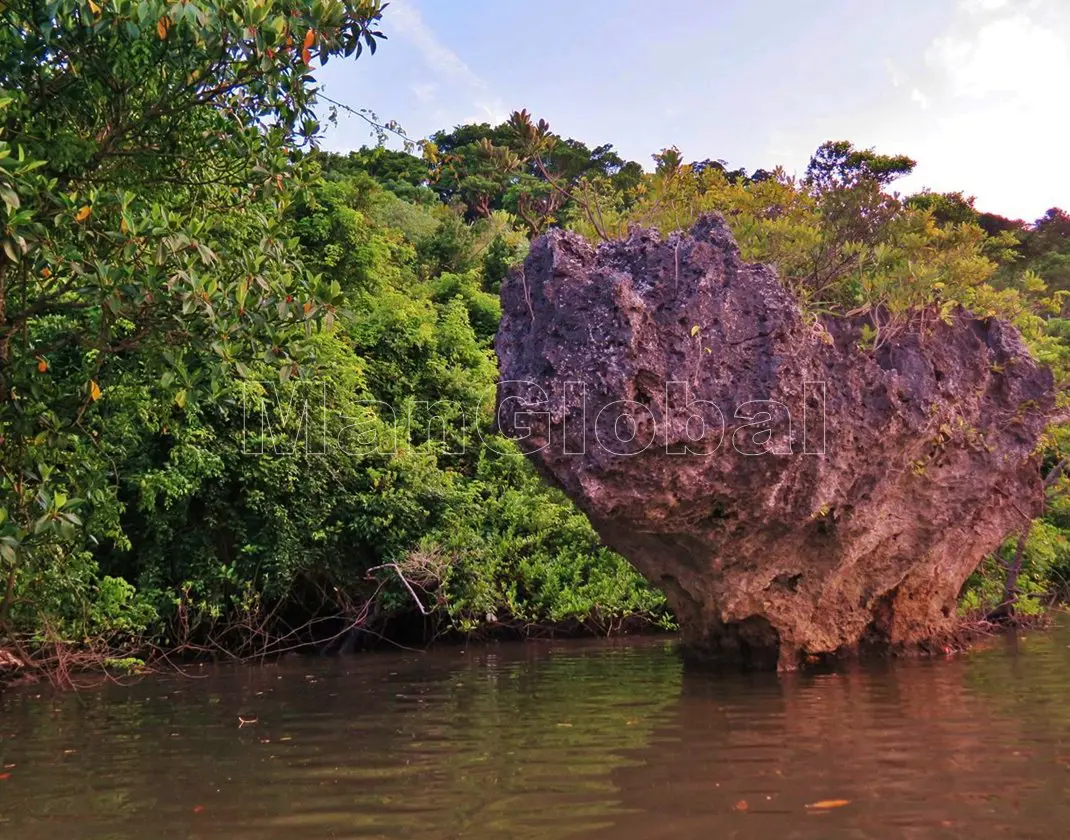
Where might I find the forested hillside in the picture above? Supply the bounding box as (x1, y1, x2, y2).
(2, 0, 1069, 679)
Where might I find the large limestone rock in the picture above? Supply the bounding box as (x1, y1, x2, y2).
(495, 215, 1056, 669)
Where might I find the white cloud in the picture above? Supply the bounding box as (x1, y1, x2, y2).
(388, 0, 506, 125)
(747, 0, 1067, 218)
(893, 0, 1070, 218)
(927, 12, 1068, 100)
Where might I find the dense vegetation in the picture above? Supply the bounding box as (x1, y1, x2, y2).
(2, 2, 1069, 680)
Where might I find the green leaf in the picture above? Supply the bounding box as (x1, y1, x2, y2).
(0, 185, 19, 213)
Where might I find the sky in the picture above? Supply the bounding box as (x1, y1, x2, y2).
(315, 0, 1070, 222)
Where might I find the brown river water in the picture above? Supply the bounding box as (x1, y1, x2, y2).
(2, 623, 1070, 839)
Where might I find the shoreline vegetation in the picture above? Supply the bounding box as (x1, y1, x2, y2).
(2, 607, 1062, 691)
(3, 2, 1070, 687)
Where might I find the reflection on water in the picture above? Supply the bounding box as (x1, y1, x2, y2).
(2, 626, 1070, 839)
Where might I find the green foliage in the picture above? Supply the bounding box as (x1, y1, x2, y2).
(3, 122, 664, 655)
(480, 232, 528, 294)
(960, 521, 1070, 617)
(429, 271, 501, 344)
(429, 448, 670, 633)
(424, 110, 642, 236)
(320, 148, 434, 203)
(417, 211, 480, 276)
(905, 190, 980, 227)
(804, 140, 916, 190)
(0, 0, 392, 649)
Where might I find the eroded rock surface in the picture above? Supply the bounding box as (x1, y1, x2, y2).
(495, 215, 1056, 668)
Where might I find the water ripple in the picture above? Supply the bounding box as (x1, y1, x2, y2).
(3, 629, 1070, 838)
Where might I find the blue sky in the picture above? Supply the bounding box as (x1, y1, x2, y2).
(316, 0, 1069, 221)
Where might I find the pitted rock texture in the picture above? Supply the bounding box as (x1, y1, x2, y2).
(495, 215, 1056, 669)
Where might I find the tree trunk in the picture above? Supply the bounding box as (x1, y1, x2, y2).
(994, 525, 1031, 620)
(991, 458, 1069, 621)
